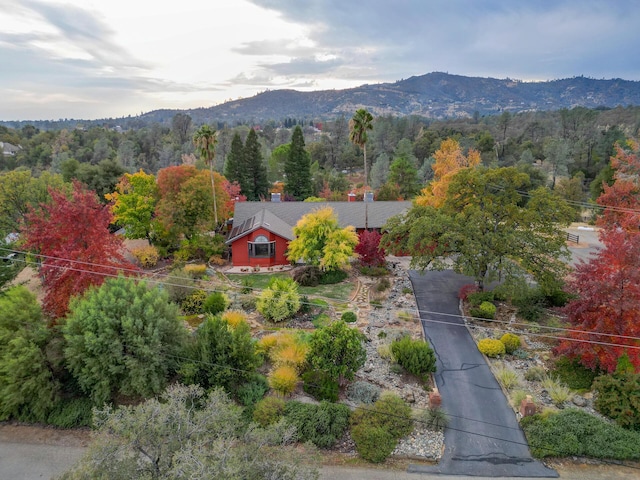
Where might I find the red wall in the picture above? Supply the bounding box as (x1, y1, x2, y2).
(231, 227, 289, 267)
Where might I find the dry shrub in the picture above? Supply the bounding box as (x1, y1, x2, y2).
(221, 310, 248, 329)
(184, 263, 207, 278)
(269, 365, 299, 396)
(131, 245, 159, 268)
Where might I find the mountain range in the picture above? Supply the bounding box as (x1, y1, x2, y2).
(139, 72, 640, 125)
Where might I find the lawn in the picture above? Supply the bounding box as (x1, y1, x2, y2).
(226, 273, 355, 301)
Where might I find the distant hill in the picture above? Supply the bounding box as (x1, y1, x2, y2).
(149, 72, 640, 125)
(4, 72, 640, 129)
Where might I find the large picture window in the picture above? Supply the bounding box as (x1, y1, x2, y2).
(248, 235, 276, 258)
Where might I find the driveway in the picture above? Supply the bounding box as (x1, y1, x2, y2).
(408, 270, 557, 477)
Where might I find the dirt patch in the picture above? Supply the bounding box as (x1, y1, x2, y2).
(0, 422, 91, 447)
(9, 266, 44, 302)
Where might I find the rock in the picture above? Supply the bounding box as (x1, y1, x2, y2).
(572, 395, 587, 407)
(403, 391, 416, 403)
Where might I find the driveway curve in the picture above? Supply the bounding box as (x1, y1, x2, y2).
(408, 269, 557, 477)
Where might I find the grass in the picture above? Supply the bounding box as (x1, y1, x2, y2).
(226, 273, 354, 301)
(494, 364, 521, 390)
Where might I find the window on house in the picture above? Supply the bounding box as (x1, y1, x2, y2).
(248, 235, 276, 258)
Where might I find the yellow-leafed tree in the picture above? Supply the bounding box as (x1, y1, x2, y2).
(286, 207, 358, 271)
(416, 138, 481, 208)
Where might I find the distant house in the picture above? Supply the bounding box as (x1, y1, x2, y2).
(0, 142, 21, 156)
(226, 200, 412, 268)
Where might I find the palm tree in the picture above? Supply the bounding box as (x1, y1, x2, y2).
(193, 125, 219, 225)
(349, 109, 374, 192)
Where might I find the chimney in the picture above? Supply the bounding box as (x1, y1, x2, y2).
(271, 192, 281, 202)
(364, 191, 374, 203)
(347, 192, 356, 202)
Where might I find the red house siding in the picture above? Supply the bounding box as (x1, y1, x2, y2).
(231, 227, 289, 267)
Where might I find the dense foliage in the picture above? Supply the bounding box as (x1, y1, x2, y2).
(309, 320, 366, 384)
(390, 336, 436, 381)
(256, 277, 301, 322)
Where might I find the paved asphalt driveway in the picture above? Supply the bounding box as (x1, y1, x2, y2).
(408, 270, 557, 477)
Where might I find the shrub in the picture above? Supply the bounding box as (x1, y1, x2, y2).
(256, 333, 280, 356)
(401, 287, 413, 295)
(467, 291, 494, 307)
(390, 336, 436, 381)
(181, 289, 207, 314)
(165, 267, 196, 304)
(319, 269, 348, 285)
(477, 338, 505, 357)
(256, 277, 301, 322)
(594, 372, 640, 431)
(377, 344, 395, 362)
(500, 333, 521, 354)
(301, 370, 339, 402)
(268, 365, 299, 396)
(347, 381, 381, 405)
(284, 401, 350, 448)
(494, 365, 520, 390)
(203, 291, 229, 315)
(292, 265, 322, 287)
(131, 245, 159, 268)
(375, 278, 391, 292)
(253, 396, 286, 426)
(240, 278, 254, 294)
(510, 390, 531, 409)
(513, 289, 546, 322)
(272, 343, 309, 373)
(420, 407, 449, 431)
(184, 263, 207, 278)
(238, 294, 257, 311)
(236, 374, 269, 407)
(552, 356, 597, 391)
(548, 383, 572, 407)
(470, 301, 496, 319)
(47, 397, 93, 428)
(341, 311, 357, 323)
(524, 366, 547, 382)
(359, 265, 389, 277)
(221, 309, 247, 329)
(350, 392, 413, 463)
(458, 283, 478, 300)
(312, 313, 331, 329)
(521, 409, 640, 459)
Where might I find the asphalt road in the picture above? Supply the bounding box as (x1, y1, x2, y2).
(408, 270, 557, 477)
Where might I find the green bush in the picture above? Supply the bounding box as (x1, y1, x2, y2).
(470, 301, 496, 319)
(347, 381, 381, 405)
(350, 423, 396, 463)
(524, 366, 546, 382)
(301, 370, 339, 402)
(253, 396, 286, 427)
(47, 397, 94, 428)
(513, 288, 546, 322)
(256, 277, 301, 322)
(203, 291, 229, 315)
(236, 374, 269, 407)
(359, 265, 389, 277)
(181, 289, 207, 315)
(552, 356, 598, 391)
(165, 268, 196, 304)
(319, 269, 348, 285)
(312, 313, 331, 329)
(594, 372, 640, 431)
(341, 311, 357, 323)
(350, 392, 413, 463)
(521, 409, 640, 459)
(419, 407, 449, 431)
(390, 336, 436, 381)
(467, 291, 495, 307)
(284, 401, 350, 448)
(477, 338, 505, 357)
(500, 333, 521, 354)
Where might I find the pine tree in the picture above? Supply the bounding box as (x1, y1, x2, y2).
(224, 133, 245, 192)
(243, 129, 269, 201)
(284, 126, 312, 200)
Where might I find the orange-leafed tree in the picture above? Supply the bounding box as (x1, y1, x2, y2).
(415, 138, 481, 208)
(554, 228, 640, 373)
(21, 181, 138, 320)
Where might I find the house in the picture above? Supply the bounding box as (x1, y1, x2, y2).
(0, 142, 21, 156)
(226, 200, 412, 268)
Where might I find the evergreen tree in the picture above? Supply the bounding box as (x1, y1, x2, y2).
(370, 153, 390, 190)
(284, 126, 312, 200)
(243, 129, 269, 200)
(224, 133, 245, 192)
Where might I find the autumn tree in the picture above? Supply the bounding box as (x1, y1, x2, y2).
(63, 276, 187, 405)
(355, 230, 386, 267)
(21, 181, 138, 319)
(555, 228, 640, 373)
(416, 138, 481, 207)
(284, 126, 312, 200)
(383, 166, 574, 291)
(286, 207, 358, 271)
(105, 169, 158, 242)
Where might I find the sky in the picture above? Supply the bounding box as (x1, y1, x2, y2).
(2, 0, 640, 121)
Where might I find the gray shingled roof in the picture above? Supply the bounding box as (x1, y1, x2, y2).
(228, 201, 412, 242)
(226, 208, 296, 244)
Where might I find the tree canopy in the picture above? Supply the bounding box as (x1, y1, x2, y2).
(383, 166, 574, 290)
(284, 126, 312, 200)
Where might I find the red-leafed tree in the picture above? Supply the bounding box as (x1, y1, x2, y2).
(596, 140, 640, 231)
(21, 181, 138, 320)
(555, 228, 640, 373)
(354, 230, 386, 267)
